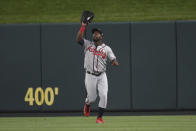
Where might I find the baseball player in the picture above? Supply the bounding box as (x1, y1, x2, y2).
(76, 22, 119, 124)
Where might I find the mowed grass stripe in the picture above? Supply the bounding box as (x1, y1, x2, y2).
(0, 0, 196, 23)
(0, 116, 196, 131)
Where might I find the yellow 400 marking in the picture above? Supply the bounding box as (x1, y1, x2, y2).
(24, 87, 59, 106)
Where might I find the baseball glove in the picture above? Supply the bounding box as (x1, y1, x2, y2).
(80, 10, 94, 24)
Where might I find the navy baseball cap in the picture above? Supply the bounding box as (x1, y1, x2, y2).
(92, 28, 103, 36)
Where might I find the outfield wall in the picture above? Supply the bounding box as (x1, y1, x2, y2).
(0, 21, 196, 112)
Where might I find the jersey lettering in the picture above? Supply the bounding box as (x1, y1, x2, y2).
(87, 46, 106, 59)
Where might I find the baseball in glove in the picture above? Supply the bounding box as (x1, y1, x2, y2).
(80, 10, 94, 24)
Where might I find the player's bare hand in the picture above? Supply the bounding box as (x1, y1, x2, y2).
(111, 59, 119, 66)
(82, 22, 87, 27)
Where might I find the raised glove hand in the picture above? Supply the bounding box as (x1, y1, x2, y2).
(80, 10, 94, 24)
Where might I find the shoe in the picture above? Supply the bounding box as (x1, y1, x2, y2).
(83, 104, 90, 117)
(96, 117, 104, 124)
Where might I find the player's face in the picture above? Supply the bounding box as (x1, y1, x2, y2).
(93, 31, 102, 42)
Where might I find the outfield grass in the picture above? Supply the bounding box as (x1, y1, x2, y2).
(0, 0, 196, 23)
(0, 115, 196, 131)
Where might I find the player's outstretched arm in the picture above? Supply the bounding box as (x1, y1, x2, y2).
(111, 59, 119, 66)
(76, 22, 87, 43)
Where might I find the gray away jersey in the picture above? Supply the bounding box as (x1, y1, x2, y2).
(81, 38, 116, 73)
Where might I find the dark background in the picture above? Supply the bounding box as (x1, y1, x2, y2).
(0, 21, 196, 112)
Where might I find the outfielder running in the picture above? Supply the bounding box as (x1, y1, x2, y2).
(76, 22, 119, 123)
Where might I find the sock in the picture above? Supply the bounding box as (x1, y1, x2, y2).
(97, 107, 105, 118)
(87, 104, 90, 109)
(85, 104, 90, 112)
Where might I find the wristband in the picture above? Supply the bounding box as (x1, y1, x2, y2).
(80, 26, 86, 33)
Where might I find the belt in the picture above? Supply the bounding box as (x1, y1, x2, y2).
(86, 71, 102, 76)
